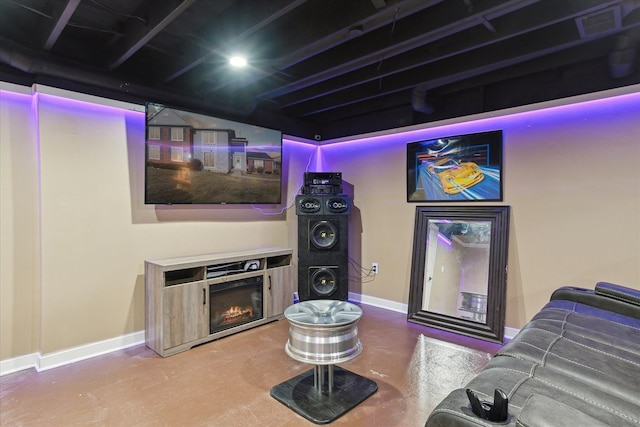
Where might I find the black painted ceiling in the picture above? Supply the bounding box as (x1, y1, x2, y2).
(1, 0, 638, 140)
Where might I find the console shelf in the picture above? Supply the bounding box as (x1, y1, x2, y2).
(145, 247, 294, 357)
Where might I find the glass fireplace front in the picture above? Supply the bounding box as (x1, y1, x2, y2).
(210, 275, 263, 334)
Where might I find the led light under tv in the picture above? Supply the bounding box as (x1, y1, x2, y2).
(144, 102, 283, 205)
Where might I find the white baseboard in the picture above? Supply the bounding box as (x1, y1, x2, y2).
(2, 297, 519, 376)
(1, 331, 145, 376)
(0, 353, 39, 376)
(349, 291, 409, 313)
(37, 331, 146, 372)
(504, 327, 520, 341)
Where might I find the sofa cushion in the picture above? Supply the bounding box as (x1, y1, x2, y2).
(494, 303, 640, 404)
(428, 356, 640, 426)
(426, 283, 640, 427)
(516, 394, 611, 427)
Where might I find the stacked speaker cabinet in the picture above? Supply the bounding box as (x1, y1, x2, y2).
(296, 194, 350, 301)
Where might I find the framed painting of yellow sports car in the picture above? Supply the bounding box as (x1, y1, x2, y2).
(406, 130, 503, 202)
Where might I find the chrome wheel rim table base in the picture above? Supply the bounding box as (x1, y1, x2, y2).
(270, 300, 377, 424)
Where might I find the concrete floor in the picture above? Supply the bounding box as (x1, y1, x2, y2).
(1, 304, 501, 426)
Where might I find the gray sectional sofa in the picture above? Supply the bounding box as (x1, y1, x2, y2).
(426, 282, 640, 426)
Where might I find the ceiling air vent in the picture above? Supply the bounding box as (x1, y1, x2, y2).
(576, 6, 622, 38)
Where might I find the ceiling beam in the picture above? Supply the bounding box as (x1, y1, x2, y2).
(268, 0, 440, 77)
(276, 0, 624, 108)
(198, 0, 440, 102)
(291, 18, 640, 118)
(256, 0, 539, 101)
(107, 0, 197, 70)
(180, 0, 440, 97)
(42, 0, 81, 51)
(161, 0, 308, 83)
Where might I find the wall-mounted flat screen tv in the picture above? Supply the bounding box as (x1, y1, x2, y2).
(407, 130, 503, 202)
(145, 102, 282, 204)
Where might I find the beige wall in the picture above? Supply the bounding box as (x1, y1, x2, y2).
(1, 83, 639, 364)
(1, 86, 314, 360)
(323, 88, 640, 328)
(1, 85, 40, 360)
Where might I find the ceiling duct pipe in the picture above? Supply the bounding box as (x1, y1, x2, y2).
(0, 37, 254, 116)
(0, 37, 125, 90)
(608, 34, 638, 79)
(411, 84, 437, 114)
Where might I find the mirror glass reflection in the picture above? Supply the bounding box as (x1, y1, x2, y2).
(422, 220, 491, 323)
(407, 206, 509, 343)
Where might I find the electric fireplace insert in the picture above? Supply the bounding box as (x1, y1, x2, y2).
(210, 276, 264, 334)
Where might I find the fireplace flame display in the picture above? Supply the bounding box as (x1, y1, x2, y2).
(218, 305, 254, 326)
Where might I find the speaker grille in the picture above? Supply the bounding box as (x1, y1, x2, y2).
(309, 267, 338, 297)
(295, 195, 350, 215)
(296, 196, 322, 214)
(310, 220, 338, 249)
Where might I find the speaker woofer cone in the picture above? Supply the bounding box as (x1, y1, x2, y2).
(310, 220, 338, 249)
(310, 268, 338, 296)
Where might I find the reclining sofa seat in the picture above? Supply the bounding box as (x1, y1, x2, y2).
(426, 282, 640, 427)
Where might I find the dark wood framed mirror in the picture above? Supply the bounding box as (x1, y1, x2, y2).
(408, 206, 510, 343)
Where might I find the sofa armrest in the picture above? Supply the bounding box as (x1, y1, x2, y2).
(595, 282, 640, 305)
(551, 282, 640, 319)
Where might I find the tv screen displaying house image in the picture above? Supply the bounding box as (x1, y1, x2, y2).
(407, 130, 503, 202)
(144, 103, 282, 205)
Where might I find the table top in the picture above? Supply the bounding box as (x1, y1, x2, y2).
(284, 300, 362, 326)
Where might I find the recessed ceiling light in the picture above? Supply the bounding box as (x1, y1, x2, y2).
(229, 56, 247, 67)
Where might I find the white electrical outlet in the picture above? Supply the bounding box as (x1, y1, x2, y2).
(372, 262, 379, 275)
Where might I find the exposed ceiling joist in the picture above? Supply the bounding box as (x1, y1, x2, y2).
(278, 1, 640, 114)
(161, 0, 307, 83)
(0, 0, 637, 140)
(43, 0, 81, 51)
(108, 0, 197, 70)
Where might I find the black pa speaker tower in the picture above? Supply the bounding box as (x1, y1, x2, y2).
(296, 194, 350, 301)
